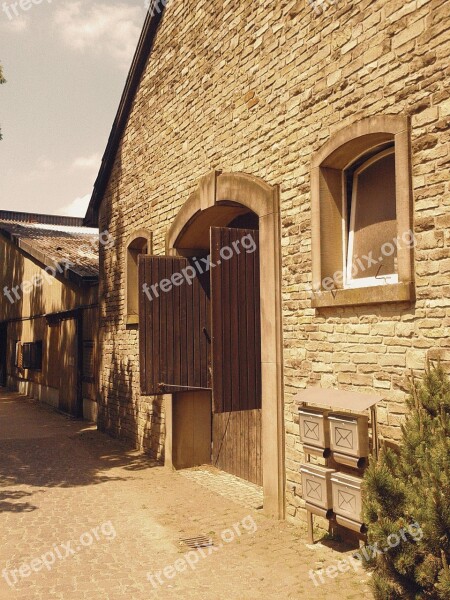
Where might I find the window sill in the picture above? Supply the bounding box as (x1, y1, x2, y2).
(125, 315, 139, 326)
(311, 282, 415, 309)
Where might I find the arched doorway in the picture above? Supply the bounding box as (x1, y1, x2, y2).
(163, 171, 285, 518)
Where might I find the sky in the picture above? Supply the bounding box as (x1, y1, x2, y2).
(0, 0, 148, 218)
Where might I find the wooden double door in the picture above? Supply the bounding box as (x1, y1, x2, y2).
(139, 227, 262, 485)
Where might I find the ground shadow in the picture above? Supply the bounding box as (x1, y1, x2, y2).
(0, 490, 38, 513)
(0, 392, 161, 513)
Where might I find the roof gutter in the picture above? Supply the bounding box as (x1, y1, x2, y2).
(84, 6, 166, 227)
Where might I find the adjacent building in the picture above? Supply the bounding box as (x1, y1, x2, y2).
(0, 211, 100, 421)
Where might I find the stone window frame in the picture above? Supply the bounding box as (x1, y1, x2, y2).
(124, 229, 152, 326)
(311, 115, 415, 308)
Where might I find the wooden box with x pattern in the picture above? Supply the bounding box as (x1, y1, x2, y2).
(329, 413, 369, 459)
(331, 472, 364, 523)
(298, 408, 330, 450)
(299, 464, 336, 510)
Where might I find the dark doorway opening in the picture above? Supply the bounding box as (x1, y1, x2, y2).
(0, 324, 7, 387)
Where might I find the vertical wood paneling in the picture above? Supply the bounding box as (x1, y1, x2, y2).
(253, 234, 262, 408)
(186, 269, 194, 387)
(210, 228, 261, 413)
(212, 410, 262, 486)
(210, 232, 224, 411)
(210, 227, 262, 486)
(138, 256, 210, 395)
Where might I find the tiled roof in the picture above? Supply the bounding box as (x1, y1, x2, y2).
(0, 211, 100, 285)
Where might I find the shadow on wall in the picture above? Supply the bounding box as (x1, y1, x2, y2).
(97, 199, 164, 460)
(1, 238, 24, 387)
(7, 245, 84, 402)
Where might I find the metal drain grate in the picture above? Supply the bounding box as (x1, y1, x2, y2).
(180, 535, 215, 549)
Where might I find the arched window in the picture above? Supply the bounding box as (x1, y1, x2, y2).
(311, 116, 414, 308)
(346, 146, 397, 287)
(125, 231, 152, 325)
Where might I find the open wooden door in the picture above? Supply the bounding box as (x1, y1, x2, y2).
(210, 227, 262, 486)
(138, 256, 211, 395)
(139, 255, 212, 469)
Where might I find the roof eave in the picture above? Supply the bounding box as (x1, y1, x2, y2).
(0, 229, 99, 288)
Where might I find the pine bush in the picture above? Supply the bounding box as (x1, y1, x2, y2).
(363, 362, 450, 599)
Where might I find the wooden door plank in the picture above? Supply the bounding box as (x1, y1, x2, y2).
(257, 408, 262, 486)
(237, 232, 249, 411)
(192, 260, 201, 389)
(173, 264, 181, 387)
(245, 231, 257, 411)
(210, 230, 224, 413)
(222, 231, 232, 413)
(228, 230, 241, 412)
(165, 258, 174, 390)
(253, 237, 262, 410)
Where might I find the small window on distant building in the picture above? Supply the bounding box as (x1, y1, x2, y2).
(15, 341, 22, 369)
(82, 341, 95, 382)
(125, 232, 151, 325)
(345, 147, 397, 288)
(22, 341, 43, 370)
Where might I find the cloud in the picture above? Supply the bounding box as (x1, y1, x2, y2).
(54, 2, 144, 69)
(0, 15, 30, 33)
(60, 193, 91, 218)
(72, 153, 101, 170)
(28, 156, 56, 179)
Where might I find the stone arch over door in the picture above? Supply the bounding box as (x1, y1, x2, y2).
(165, 170, 285, 519)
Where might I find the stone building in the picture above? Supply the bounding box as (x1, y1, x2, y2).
(0, 211, 100, 421)
(84, 0, 450, 522)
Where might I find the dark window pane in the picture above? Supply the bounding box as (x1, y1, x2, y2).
(349, 150, 397, 280)
(22, 341, 42, 370)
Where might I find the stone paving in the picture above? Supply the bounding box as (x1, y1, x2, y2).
(0, 392, 372, 599)
(178, 467, 264, 510)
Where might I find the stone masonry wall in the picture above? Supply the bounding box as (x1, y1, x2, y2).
(98, 0, 450, 524)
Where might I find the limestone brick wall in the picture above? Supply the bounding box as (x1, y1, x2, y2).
(97, 0, 450, 523)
